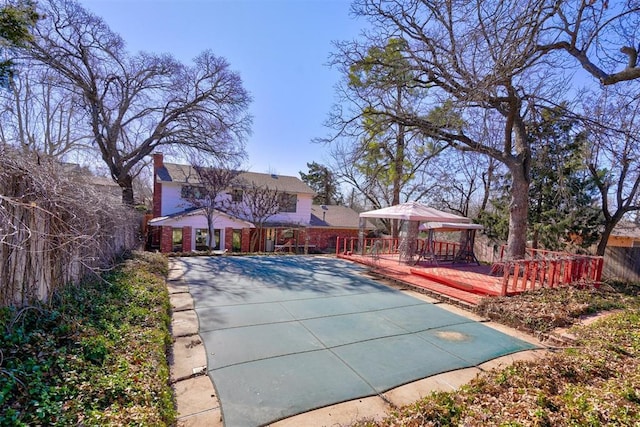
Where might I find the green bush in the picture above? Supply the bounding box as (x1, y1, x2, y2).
(0, 251, 175, 426)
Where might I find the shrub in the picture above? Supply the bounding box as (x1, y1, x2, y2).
(0, 251, 175, 426)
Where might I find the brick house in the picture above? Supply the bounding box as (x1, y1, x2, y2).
(607, 220, 640, 248)
(148, 153, 362, 253)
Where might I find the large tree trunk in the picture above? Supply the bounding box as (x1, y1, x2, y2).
(507, 169, 529, 259)
(503, 98, 531, 260)
(391, 87, 405, 239)
(119, 174, 135, 206)
(596, 224, 615, 256)
(596, 212, 625, 256)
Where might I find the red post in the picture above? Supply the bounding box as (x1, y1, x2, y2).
(225, 227, 234, 252)
(538, 260, 549, 288)
(550, 260, 558, 287)
(500, 262, 510, 296)
(512, 263, 521, 293)
(595, 257, 604, 282)
(529, 260, 537, 290)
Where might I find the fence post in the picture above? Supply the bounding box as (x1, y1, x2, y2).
(595, 257, 604, 282)
(500, 262, 510, 296)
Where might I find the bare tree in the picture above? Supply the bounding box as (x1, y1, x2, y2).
(0, 68, 92, 157)
(23, 0, 251, 205)
(537, 1, 640, 86)
(182, 159, 242, 251)
(325, 38, 446, 236)
(335, 0, 640, 258)
(583, 88, 640, 255)
(431, 150, 490, 217)
(230, 180, 281, 252)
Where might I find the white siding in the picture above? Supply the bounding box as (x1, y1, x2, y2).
(161, 183, 192, 216)
(161, 182, 313, 225)
(267, 193, 313, 225)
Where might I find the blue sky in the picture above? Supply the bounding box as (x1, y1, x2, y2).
(78, 0, 365, 177)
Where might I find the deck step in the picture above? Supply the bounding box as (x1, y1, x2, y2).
(409, 268, 502, 296)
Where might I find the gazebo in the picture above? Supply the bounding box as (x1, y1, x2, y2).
(358, 202, 473, 262)
(417, 221, 484, 265)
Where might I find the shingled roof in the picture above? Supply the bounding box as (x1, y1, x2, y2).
(158, 162, 315, 195)
(611, 220, 640, 240)
(310, 204, 361, 228)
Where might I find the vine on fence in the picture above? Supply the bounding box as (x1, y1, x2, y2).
(0, 149, 141, 307)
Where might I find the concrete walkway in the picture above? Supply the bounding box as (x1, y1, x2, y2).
(167, 262, 223, 427)
(167, 257, 548, 427)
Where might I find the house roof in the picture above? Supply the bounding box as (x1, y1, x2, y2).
(158, 163, 315, 195)
(62, 162, 122, 199)
(310, 204, 361, 228)
(148, 206, 255, 228)
(611, 220, 640, 240)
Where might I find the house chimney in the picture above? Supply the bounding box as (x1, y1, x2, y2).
(152, 153, 163, 218)
(153, 152, 164, 170)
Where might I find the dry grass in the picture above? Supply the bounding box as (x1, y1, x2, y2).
(474, 282, 638, 335)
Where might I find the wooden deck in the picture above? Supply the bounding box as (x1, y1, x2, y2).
(338, 253, 498, 306)
(337, 237, 604, 306)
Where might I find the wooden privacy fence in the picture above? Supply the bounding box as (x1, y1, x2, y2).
(0, 153, 141, 307)
(603, 246, 640, 282)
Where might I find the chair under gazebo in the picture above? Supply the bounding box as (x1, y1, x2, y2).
(415, 221, 484, 265)
(358, 201, 474, 263)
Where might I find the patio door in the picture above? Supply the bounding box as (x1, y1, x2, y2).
(196, 228, 221, 250)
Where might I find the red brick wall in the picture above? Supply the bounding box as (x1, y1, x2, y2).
(153, 152, 164, 169)
(241, 228, 251, 252)
(152, 153, 163, 218)
(225, 227, 233, 251)
(306, 228, 360, 252)
(150, 227, 161, 247)
(160, 226, 173, 253)
(153, 181, 162, 218)
(182, 226, 192, 252)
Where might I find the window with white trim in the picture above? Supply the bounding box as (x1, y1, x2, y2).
(278, 193, 297, 212)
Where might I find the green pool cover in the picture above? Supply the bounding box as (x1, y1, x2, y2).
(180, 256, 536, 427)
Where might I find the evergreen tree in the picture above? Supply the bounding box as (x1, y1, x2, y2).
(527, 107, 601, 251)
(0, 2, 39, 86)
(299, 162, 343, 205)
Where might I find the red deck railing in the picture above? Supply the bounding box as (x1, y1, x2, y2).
(336, 237, 460, 259)
(337, 237, 604, 296)
(493, 246, 604, 295)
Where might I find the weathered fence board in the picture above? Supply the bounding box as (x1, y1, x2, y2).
(603, 247, 640, 282)
(1, 153, 141, 307)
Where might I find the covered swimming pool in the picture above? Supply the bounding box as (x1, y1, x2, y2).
(177, 255, 537, 427)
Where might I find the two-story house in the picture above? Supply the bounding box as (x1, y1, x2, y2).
(148, 153, 362, 253)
